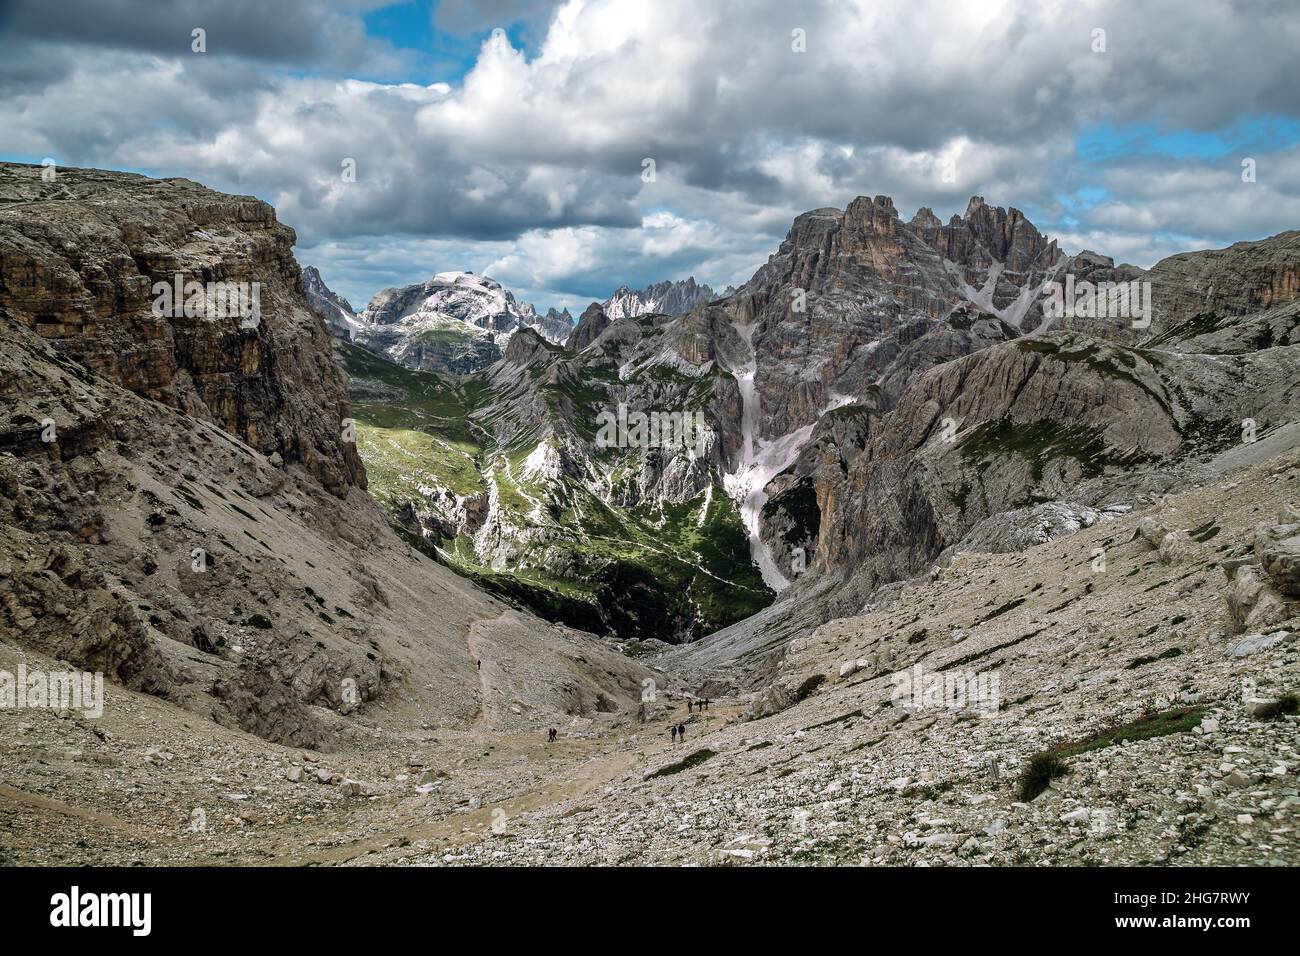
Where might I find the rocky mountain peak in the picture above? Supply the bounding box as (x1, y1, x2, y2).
(602, 276, 718, 319)
(501, 325, 555, 365)
(910, 206, 942, 230)
(302, 265, 361, 342)
(349, 270, 570, 373)
(565, 302, 611, 351)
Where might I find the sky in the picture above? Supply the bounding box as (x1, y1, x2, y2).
(2, 0, 1299, 313)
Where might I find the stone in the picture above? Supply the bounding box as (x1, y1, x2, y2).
(1227, 631, 1293, 659)
(919, 833, 961, 848)
(1259, 532, 1300, 596)
(1139, 517, 1169, 549)
(1224, 568, 1289, 634)
(1158, 530, 1190, 564)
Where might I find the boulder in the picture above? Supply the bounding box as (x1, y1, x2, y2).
(1226, 630, 1294, 659)
(1139, 516, 1168, 549)
(1224, 566, 1289, 633)
(1258, 531, 1300, 596)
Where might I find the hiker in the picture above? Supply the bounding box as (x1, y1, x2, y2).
(687, 699, 693, 713)
(671, 724, 678, 744)
(677, 722, 686, 742)
(547, 727, 556, 744)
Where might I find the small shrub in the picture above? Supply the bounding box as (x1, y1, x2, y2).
(1018, 752, 1068, 801)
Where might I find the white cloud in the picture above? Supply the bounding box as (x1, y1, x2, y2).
(3, 0, 1298, 301)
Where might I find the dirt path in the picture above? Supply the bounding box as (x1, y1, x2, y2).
(0, 782, 158, 837)
(280, 703, 742, 866)
(464, 611, 507, 726)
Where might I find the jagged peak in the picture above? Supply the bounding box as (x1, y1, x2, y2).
(910, 206, 941, 230)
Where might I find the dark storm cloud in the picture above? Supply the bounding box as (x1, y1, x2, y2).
(432, 0, 559, 35)
(0, 0, 387, 68)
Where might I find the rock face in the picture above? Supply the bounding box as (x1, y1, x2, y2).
(0, 163, 363, 496)
(354, 271, 570, 373)
(1144, 231, 1300, 337)
(0, 162, 656, 750)
(565, 302, 611, 351)
(533, 306, 575, 344)
(602, 277, 719, 319)
(301, 265, 360, 342)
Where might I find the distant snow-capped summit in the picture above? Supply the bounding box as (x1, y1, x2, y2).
(349, 271, 571, 374)
(602, 276, 719, 318)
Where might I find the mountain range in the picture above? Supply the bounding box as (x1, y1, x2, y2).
(2, 161, 1298, 866)
(307, 272, 726, 376)
(316, 192, 1300, 646)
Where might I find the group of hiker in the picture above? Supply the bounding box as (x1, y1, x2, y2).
(671, 696, 712, 745)
(546, 695, 714, 746)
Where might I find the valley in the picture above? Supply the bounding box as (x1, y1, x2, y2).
(1, 160, 1297, 868)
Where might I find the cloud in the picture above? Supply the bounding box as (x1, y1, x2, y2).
(0, 0, 393, 70)
(3, 0, 1298, 305)
(433, 0, 559, 37)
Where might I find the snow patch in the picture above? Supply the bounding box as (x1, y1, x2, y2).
(721, 323, 861, 592)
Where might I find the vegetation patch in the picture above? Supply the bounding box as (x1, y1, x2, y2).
(1066, 706, 1207, 756)
(960, 417, 1149, 482)
(1019, 706, 1206, 800)
(1018, 752, 1069, 801)
(1143, 311, 1226, 348)
(647, 748, 718, 779)
(802, 708, 863, 732)
(1125, 647, 1184, 669)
